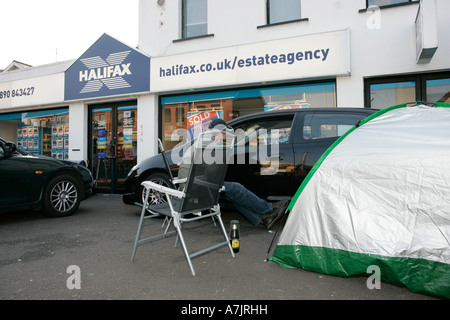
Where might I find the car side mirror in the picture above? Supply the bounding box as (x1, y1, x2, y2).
(3, 141, 17, 156)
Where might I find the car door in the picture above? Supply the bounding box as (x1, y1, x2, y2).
(0, 147, 32, 208)
(227, 113, 296, 199)
(292, 110, 374, 188)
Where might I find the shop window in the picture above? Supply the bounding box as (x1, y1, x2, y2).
(14, 109, 70, 159)
(267, 0, 302, 25)
(368, 81, 416, 109)
(365, 73, 450, 109)
(161, 82, 336, 150)
(426, 78, 450, 103)
(182, 0, 208, 38)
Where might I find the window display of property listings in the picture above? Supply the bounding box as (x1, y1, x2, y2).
(16, 111, 69, 160)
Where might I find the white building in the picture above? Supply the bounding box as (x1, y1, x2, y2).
(1, 0, 449, 194)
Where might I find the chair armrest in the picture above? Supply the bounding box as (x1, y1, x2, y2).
(172, 178, 187, 185)
(141, 181, 185, 199)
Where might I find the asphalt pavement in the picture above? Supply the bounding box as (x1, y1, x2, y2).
(0, 193, 439, 303)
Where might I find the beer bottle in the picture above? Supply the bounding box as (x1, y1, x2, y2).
(230, 220, 240, 253)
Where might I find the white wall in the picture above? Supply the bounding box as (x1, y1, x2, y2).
(68, 102, 88, 162)
(137, 93, 159, 161)
(139, 0, 450, 107)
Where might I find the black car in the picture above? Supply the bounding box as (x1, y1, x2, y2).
(123, 108, 378, 206)
(0, 137, 94, 217)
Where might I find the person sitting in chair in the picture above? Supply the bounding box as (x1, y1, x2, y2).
(178, 118, 289, 229)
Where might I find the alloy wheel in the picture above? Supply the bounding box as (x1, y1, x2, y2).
(50, 180, 79, 213)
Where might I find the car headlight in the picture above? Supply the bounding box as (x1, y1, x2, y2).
(77, 164, 94, 180)
(128, 163, 140, 177)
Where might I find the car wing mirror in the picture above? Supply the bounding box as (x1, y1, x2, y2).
(4, 141, 17, 156)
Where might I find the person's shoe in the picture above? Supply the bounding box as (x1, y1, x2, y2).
(261, 200, 289, 229)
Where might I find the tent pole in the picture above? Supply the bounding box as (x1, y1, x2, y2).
(264, 208, 290, 262)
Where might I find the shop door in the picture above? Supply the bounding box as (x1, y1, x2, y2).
(89, 102, 138, 194)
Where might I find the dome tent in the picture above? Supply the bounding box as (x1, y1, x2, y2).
(270, 103, 450, 299)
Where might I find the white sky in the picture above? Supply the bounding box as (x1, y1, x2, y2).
(0, 0, 139, 69)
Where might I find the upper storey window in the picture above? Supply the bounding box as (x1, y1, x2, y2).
(366, 0, 418, 8)
(268, 0, 301, 24)
(182, 0, 208, 38)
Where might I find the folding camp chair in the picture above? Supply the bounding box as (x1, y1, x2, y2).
(131, 130, 236, 276)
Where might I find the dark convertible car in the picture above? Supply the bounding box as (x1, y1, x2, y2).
(0, 137, 94, 217)
(123, 108, 378, 206)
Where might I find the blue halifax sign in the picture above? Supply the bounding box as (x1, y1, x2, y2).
(65, 34, 150, 101)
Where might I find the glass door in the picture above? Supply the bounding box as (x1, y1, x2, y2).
(116, 106, 138, 193)
(89, 101, 137, 194)
(91, 107, 113, 192)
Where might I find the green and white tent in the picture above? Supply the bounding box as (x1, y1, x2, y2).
(271, 103, 450, 299)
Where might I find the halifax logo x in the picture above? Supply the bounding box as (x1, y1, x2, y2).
(78, 50, 132, 93)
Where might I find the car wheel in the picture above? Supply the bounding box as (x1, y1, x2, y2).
(141, 173, 173, 210)
(42, 174, 82, 217)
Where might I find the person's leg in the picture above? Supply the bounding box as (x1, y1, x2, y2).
(222, 182, 272, 226)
